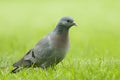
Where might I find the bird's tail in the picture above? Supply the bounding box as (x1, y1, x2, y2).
(11, 67, 23, 73)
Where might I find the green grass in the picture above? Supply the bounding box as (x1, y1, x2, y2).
(0, 0, 120, 80)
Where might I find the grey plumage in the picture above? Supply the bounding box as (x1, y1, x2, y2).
(11, 16, 77, 73)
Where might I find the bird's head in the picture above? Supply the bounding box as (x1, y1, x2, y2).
(57, 16, 77, 29)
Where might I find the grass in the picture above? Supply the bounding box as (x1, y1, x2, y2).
(0, 0, 120, 80)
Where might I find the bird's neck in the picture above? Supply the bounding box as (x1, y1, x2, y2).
(52, 26, 70, 48)
(53, 25, 69, 35)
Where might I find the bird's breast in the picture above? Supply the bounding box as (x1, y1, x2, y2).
(50, 33, 70, 49)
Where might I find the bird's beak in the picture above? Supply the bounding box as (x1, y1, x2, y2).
(72, 22, 77, 26)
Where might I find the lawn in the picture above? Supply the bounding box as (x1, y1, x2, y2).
(0, 0, 120, 80)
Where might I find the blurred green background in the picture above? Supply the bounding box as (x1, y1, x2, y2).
(0, 0, 120, 65)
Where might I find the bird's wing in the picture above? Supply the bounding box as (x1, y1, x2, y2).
(13, 49, 33, 67)
(13, 34, 54, 67)
(32, 34, 55, 64)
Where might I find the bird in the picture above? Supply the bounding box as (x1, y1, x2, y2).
(11, 16, 77, 73)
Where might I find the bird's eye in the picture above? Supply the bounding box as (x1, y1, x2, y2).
(67, 20, 70, 23)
